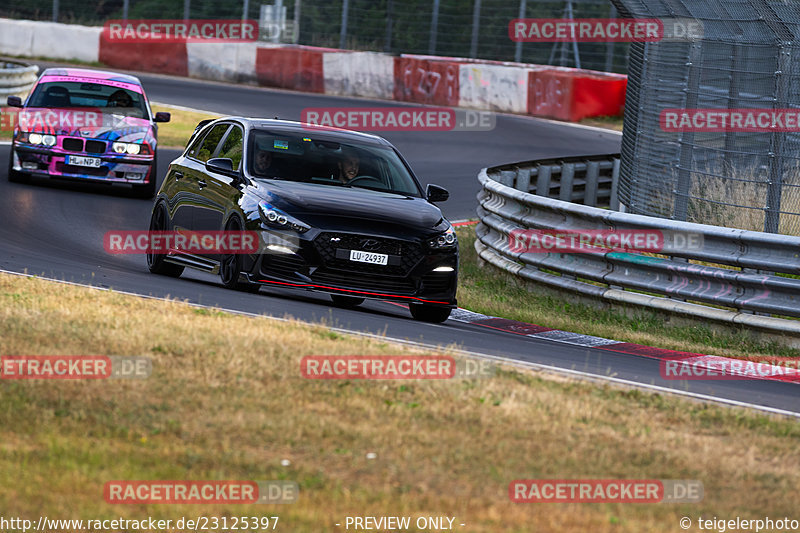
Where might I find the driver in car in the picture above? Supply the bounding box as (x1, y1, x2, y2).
(107, 89, 133, 108)
(336, 149, 360, 184)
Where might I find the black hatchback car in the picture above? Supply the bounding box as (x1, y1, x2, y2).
(148, 118, 458, 322)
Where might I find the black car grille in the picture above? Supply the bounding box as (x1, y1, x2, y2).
(421, 272, 453, 293)
(61, 138, 106, 154)
(311, 270, 417, 295)
(85, 140, 106, 153)
(313, 232, 424, 276)
(62, 138, 83, 151)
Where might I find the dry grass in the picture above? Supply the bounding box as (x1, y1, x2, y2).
(0, 272, 799, 531)
(151, 103, 220, 149)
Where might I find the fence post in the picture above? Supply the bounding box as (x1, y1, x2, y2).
(339, 0, 349, 50)
(514, 0, 526, 63)
(429, 0, 440, 55)
(470, 0, 481, 58)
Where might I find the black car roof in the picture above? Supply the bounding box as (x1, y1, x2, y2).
(227, 117, 392, 147)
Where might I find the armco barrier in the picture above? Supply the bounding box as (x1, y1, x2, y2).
(393, 55, 461, 107)
(0, 61, 39, 97)
(459, 63, 529, 114)
(323, 51, 395, 100)
(476, 157, 800, 341)
(98, 32, 188, 76)
(255, 45, 329, 93)
(528, 68, 627, 122)
(187, 42, 257, 83)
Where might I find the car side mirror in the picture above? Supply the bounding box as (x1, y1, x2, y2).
(154, 112, 171, 123)
(426, 184, 449, 203)
(206, 157, 237, 176)
(6, 96, 22, 108)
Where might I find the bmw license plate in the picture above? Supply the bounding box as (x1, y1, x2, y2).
(66, 155, 102, 168)
(350, 250, 388, 265)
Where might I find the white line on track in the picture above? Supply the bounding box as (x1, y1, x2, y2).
(1, 267, 796, 419)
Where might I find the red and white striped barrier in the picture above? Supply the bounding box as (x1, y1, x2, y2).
(0, 18, 626, 122)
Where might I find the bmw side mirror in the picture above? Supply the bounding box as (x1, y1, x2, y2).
(426, 184, 449, 203)
(6, 96, 22, 108)
(206, 157, 236, 175)
(154, 112, 171, 123)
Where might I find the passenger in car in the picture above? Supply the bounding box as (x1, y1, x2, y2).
(336, 149, 360, 183)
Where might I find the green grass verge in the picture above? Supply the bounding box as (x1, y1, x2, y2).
(456, 227, 800, 359)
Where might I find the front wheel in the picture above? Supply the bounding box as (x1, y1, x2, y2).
(147, 203, 184, 277)
(220, 217, 260, 293)
(7, 148, 29, 184)
(409, 303, 452, 323)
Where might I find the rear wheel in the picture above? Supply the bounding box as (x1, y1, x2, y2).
(220, 217, 261, 293)
(330, 294, 365, 308)
(147, 202, 184, 277)
(7, 148, 29, 184)
(409, 303, 452, 323)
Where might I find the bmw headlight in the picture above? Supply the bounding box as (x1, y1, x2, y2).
(428, 227, 457, 250)
(258, 201, 310, 233)
(25, 133, 56, 146)
(112, 142, 141, 155)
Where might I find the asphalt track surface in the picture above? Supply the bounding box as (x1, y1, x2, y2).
(2, 64, 798, 416)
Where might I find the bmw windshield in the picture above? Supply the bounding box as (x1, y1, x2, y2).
(247, 130, 422, 197)
(27, 81, 149, 119)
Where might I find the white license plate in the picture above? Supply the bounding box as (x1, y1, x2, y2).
(66, 155, 102, 168)
(349, 250, 388, 265)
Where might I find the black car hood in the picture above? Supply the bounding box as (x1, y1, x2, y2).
(252, 181, 444, 232)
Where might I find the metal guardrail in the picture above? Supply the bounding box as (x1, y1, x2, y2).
(0, 61, 38, 97)
(475, 156, 800, 336)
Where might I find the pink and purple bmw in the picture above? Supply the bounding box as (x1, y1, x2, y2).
(6, 67, 169, 198)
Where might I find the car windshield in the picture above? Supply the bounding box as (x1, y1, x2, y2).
(27, 81, 148, 119)
(247, 130, 422, 197)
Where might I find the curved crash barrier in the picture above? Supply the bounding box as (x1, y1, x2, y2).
(0, 61, 39, 97)
(476, 156, 800, 342)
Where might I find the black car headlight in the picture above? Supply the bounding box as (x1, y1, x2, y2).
(427, 227, 457, 250)
(258, 201, 310, 233)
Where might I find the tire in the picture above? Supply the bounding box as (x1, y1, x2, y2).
(330, 294, 365, 308)
(7, 148, 29, 184)
(220, 217, 261, 293)
(409, 303, 452, 323)
(146, 202, 184, 277)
